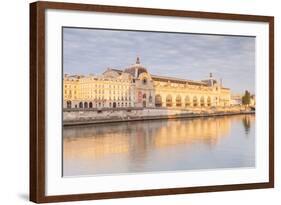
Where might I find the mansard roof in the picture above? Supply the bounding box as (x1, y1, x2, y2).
(66, 57, 229, 88)
(102, 69, 121, 78)
(103, 68, 123, 75)
(124, 57, 148, 78)
(151, 75, 208, 86)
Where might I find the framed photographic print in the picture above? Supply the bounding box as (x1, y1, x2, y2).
(30, 1, 274, 203)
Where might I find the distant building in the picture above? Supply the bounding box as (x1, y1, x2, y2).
(231, 94, 243, 106)
(230, 93, 256, 107)
(250, 95, 256, 106)
(63, 57, 231, 109)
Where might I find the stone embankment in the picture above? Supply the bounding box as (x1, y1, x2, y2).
(63, 106, 254, 126)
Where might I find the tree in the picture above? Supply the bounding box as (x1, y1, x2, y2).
(242, 90, 251, 105)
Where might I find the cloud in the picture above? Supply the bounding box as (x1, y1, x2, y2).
(63, 27, 255, 94)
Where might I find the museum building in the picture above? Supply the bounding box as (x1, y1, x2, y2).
(63, 57, 231, 109)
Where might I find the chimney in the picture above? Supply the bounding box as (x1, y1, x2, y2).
(209, 73, 213, 86)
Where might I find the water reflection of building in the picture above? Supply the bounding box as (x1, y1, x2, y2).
(64, 57, 231, 109)
(63, 116, 240, 161)
(242, 114, 255, 135)
(153, 117, 231, 148)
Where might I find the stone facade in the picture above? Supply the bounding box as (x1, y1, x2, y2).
(63, 57, 231, 109)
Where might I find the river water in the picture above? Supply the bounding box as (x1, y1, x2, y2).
(63, 114, 255, 176)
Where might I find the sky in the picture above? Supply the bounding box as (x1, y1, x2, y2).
(63, 27, 255, 94)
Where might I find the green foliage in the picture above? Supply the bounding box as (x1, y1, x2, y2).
(242, 90, 251, 105)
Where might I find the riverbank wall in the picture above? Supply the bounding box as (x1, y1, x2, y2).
(63, 106, 255, 126)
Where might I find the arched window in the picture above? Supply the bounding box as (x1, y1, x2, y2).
(176, 95, 182, 107)
(155, 94, 162, 107)
(149, 95, 152, 103)
(79, 102, 83, 108)
(207, 96, 211, 106)
(89, 102, 93, 108)
(66, 101, 71, 109)
(142, 78, 147, 85)
(143, 93, 146, 99)
(200, 96, 205, 107)
(185, 96, 190, 107)
(84, 102, 88, 108)
(166, 95, 172, 107)
(193, 96, 198, 107)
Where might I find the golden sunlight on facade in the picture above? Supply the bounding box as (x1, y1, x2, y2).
(63, 57, 231, 109)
